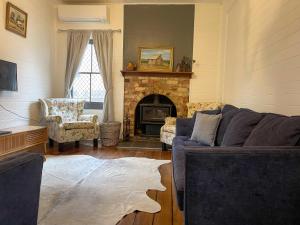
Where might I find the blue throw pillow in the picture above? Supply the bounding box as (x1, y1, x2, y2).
(190, 113, 222, 146)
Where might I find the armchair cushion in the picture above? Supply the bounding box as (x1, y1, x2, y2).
(78, 114, 98, 123)
(165, 117, 177, 125)
(161, 124, 176, 133)
(62, 121, 95, 130)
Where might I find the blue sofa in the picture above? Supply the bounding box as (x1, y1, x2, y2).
(172, 105, 300, 225)
(0, 152, 44, 225)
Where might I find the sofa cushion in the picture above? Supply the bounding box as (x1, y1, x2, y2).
(191, 113, 222, 146)
(173, 135, 206, 148)
(245, 114, 300, 146)
(222, 109, 264, 146)
(222, 104, 239, 114)
(215, 105, 240, 146)
(62, 121, 95, 129)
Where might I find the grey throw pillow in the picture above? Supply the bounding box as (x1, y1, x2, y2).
(190, 112, 222, 146)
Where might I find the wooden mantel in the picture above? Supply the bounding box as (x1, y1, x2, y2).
(121, 70, 193, 78)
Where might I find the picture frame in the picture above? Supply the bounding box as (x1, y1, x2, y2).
(138, 47, 174, 72)
(5, 2, 28, 38)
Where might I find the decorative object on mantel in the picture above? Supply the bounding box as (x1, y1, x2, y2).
(5, 2, 28, 38)
(126, 61, 137, 71)
(138, 47, 173, 72)
(176, 56, 195, 72)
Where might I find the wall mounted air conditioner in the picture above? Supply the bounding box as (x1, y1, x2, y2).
(58, 5, 108, 23)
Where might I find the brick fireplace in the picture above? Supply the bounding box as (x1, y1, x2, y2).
(122, 71, 192, 137)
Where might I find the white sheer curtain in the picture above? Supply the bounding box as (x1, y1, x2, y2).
(92, 30, 114, 122)
(64, 31, 91, 97)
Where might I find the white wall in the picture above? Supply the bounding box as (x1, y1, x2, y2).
(190, 3, 222, 103)
(0, 0, 55, 129)
(54, 4, 124, 123)
(221, 0, 300, 115)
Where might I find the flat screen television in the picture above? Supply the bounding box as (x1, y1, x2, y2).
(0, 60, 18, 91)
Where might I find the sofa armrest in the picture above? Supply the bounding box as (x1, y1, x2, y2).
(0, 152, 44, 225)
(46, 115, 62, 124)
(78, 114, 98, 123)
(176, 118, 194, 137)
(184, 146, 300, 225)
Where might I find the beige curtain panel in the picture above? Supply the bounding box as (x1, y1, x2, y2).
(92, 30, 114, 122)
(64, 31, 91, 97)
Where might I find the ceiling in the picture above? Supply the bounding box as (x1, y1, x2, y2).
(58, 0, 222, 4)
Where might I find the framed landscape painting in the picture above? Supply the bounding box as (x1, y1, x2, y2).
(5, 2, 28, 38)
(138, 47, 173, 72)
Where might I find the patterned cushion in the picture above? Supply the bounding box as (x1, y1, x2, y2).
(44, 98, 85, 122)
(162, 124, 176, 133)
(187, 102, 222, 118)
(165, 117, 177, 126)
(62, 121, 95, 130)
(160, 128, 175, 146)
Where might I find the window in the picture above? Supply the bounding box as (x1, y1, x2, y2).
(71, 39, 105, 109)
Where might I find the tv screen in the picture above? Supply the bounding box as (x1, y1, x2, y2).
(0, 60, 18, 91)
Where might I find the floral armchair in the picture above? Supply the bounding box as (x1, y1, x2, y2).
(160, 102, 222, 150)
(40, 98, 100, 150)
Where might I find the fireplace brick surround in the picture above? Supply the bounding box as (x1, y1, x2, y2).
(122, 71, 191, 137)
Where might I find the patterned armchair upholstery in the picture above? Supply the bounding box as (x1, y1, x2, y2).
(40, 98, 100, 149)
(160, 102, 222, 150)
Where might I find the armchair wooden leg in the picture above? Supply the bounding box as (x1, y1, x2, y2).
(93, 139, 98, 148)
(49, 138, 54, 148)
(162, 143, 167, 151)
(58, 143, 64, 152)
(75, 141, 80, 148)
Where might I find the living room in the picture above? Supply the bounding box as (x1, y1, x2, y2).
(0, 0, 300, 225)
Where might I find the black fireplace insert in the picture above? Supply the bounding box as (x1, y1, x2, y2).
(135, 94, 177, 136)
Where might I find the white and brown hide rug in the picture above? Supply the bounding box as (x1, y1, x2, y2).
(38, 155, 170, 225)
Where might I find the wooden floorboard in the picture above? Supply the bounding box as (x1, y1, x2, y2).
(47, 142, 183, 225)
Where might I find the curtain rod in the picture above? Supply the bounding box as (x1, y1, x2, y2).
(57, 29, 122, 33)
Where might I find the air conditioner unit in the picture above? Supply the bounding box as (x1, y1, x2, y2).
(58, 5, 108, 23)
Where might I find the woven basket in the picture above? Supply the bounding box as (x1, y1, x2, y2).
(100, 122, 121, 147)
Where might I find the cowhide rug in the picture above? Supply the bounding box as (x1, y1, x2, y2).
(38, 155, 170, 225)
